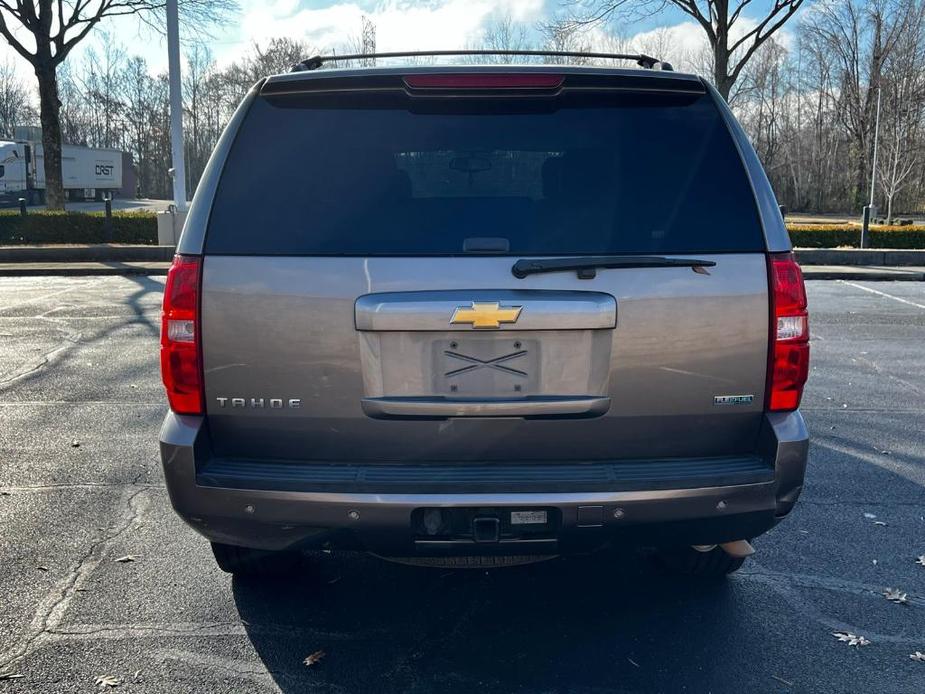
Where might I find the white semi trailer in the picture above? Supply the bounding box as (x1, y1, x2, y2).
(0, 140, 124, 205)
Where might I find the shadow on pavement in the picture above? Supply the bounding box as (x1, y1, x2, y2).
(233, 548, 744, 693)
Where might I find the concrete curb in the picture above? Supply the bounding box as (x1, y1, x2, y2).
(0, 262, 170, 276)
(802, 266, 925, 281)
(0, 245, 175, 263)
(795, 248, 925, 266)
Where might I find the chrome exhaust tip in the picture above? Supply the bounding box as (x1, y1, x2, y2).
(719, 540, 755, 559)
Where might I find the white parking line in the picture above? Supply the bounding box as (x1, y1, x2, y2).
(838, 280, 925, 309)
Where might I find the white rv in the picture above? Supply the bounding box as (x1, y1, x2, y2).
(0, 139, 124, 205)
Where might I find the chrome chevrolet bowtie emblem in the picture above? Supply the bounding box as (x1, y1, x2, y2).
(450, 301, 523, 329)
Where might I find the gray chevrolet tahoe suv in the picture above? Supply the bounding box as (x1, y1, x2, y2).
(159, 55, 810, 579)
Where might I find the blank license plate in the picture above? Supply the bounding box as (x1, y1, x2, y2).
(511, 510, 547, 525)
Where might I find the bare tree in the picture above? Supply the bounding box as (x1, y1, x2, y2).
(735, 39, 789, 163)
(565, 0, 806, 98)
(0, 0, 234, 209)
(221, 37, 307, 98)
(0, 59, 34, 137)
(538, 19, 592, 64)
(875, 2, 925, 220)
(184, 43, 213, 190)
(121, 55, 170, 198)
(802, 0, 912, 206)
(359, 15, 376, 66)
(462, 14, 533, 63)
(78, 34, 126, 149)
(878, 99, 923, 221)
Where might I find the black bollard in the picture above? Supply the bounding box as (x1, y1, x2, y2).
(104, 194, 113, 243)
(860, 205, 870, 249)
(18, 197, 26, 217)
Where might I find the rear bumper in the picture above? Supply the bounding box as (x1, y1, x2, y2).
(159, 411, 808, 554)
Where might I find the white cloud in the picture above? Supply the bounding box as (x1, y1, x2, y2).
(238, 0, 544, 54)
(620, 18, 796, 75)
(630, 22, 706, 57)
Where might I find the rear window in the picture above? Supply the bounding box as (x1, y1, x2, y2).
(206, 86, 763, 255)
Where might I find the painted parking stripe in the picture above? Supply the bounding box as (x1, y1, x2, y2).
(837, 280, 925, 310)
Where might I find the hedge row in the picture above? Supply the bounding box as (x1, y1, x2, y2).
(787, 224, 925, 249)
(1, 210, 925, 249)
(0, 210, 158, 245)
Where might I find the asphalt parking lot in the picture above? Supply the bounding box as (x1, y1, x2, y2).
(0, 276, 923, 693)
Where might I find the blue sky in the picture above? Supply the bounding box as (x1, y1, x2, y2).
(1, 0, 797, 81)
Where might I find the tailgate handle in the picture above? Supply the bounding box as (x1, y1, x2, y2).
(356, 290, 616, 332)
(361, 396, 610, 419)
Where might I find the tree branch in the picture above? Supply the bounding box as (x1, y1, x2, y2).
(0, 12, 35, 61)
(728, 0, 753, 29)
(729, 0, 804, 56)
(673, 0, 716, 42)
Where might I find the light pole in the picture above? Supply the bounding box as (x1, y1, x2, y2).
(861, 85, 882, 249)
(869, 85, 882, 211)
(167, 0, 188, 212)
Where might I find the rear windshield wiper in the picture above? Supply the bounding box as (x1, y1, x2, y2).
(511, 256, 716, 279)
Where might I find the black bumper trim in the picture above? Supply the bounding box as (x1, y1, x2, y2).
(197, 455, 773, 494)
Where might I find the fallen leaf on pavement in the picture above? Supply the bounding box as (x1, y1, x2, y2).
(71, 440, 80, 448)
(627, 658, 639, 668)
(304, 650, 326, 667)
(873, 521, 888, 526)
(863, 513, 876, 519)
(95, 674, 120, 688)
(884, 588, 909, 605)
(833, 632, 870, 647)
(771, 674, 793, 687)
(36, 565, 48, 572)
(910, 652, 925, 662)
(113, 555, 136, 563)
(916, 555, 925, 567)
(0, 672, 24, 680)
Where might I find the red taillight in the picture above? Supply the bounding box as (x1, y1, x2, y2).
(160, 255, 203, 415)
(767, 252, 810, 411)
(403, 73, 563, 90)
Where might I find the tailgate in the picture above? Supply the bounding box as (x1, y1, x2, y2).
(201, 254, 768, 462)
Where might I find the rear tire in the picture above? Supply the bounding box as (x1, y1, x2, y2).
(210, 542, 301, 577)
(652, 545, 746, 578)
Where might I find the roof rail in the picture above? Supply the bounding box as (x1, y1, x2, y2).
(291, 50, 673, 73)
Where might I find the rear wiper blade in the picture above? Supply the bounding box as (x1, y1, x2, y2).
(511, 255, 716, 279)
